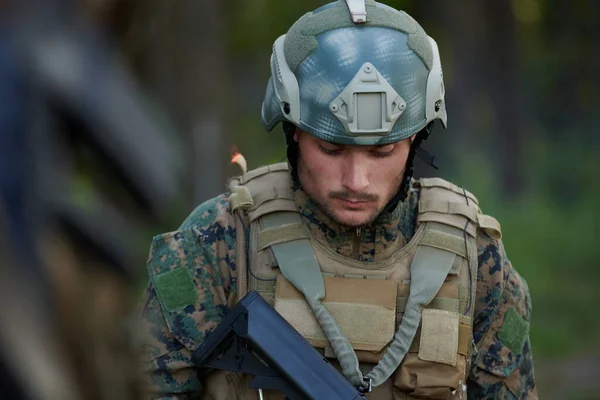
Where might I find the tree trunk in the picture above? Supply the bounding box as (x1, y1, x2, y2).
(130, 0, 233, 208)
(483, 0, 525, 196)
(412, 0, 484, 180)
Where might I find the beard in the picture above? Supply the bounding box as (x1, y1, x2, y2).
(296, 156, 405, 228)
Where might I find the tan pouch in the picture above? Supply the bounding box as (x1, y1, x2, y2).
(393, 282, 471, 399)
(418, 309, 459, 366)
(394, 319, 469, 400)
(274, 275, 397, 352)
(394, 353, 468, 400)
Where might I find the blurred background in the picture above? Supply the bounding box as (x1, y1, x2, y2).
(1, 0, 598, 399)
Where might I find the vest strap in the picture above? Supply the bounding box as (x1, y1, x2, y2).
(240, 162, 289, 184)
(418, 213, 478, 237)
(248, 201, 298, 223)
(252, 186, 295, 210)
(228, 185, 254, 212)
(366, 241, 457, 386)
(419, 177, 479, 205)
(262, 213, 325, 299)
(396, 297, 459, 314)
(477, 214, 502, 239)
(257, 223, 310, 251)
(234, 210, 249, 300)
(419, 229, 467, 258)
(263, 211, 367, 387)
(419, 200, 479, 223)
(343, 273, 366, 279)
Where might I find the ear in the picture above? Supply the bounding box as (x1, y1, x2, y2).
(293, 128, 300, 142)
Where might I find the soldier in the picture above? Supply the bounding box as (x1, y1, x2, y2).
(136, 1, 537, 399)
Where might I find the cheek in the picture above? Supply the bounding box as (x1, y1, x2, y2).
(371, 153, 408, 189)
(370, 163, 396, 188)
(300, 147, 340, 182)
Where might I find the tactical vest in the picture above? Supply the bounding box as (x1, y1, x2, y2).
(204, 163, 501, 400)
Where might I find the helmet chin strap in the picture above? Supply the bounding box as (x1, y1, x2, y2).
(283, 122, 300, 182)
(383, 123, 438, 213)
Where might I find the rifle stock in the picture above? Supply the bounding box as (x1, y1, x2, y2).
(193, 291, 367, 400)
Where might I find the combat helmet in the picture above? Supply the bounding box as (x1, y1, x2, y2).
(261, 0, 445, 200)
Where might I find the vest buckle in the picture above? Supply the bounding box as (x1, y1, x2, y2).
(358, 377, 372, 394)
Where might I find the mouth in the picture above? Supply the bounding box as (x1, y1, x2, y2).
(337, 198, 373, 209)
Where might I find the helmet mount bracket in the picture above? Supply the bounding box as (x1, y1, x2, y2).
(345, 0, 368, 23)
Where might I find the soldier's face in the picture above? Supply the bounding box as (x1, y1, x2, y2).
(295, 130, 411, 227)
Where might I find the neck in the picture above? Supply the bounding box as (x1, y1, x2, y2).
(292, 184, 419, 261)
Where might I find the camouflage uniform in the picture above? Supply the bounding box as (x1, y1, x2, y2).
(136, 180, 537, 399)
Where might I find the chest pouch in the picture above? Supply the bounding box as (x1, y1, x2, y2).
(275, 275, 397, 353)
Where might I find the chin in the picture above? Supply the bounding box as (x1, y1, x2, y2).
(334, 211, 373, 228)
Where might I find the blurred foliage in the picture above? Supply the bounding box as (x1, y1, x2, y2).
(456, 143, 600, 358)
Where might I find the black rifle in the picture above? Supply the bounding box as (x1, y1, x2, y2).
(193, 291, 368, 400)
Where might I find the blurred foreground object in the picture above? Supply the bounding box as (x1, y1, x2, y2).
(0, 1, 183, 399)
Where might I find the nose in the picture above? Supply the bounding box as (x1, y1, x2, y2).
(342, 157, 369, 193)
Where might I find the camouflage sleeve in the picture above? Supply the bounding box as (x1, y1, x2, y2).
(136, 281, 202, 399)
(135, 195, 238, 399)
(467, 231, 538, 399)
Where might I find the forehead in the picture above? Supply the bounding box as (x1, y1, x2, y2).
(305, 132, 402, 149)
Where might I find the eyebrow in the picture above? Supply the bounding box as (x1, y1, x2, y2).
(319, 141, 394, 150)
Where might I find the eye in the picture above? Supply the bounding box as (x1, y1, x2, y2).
(371, 145, 395, 158)
(319, 145, 343, 156)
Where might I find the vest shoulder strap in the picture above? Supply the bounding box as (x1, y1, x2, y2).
(227, 162, 297, 223)
(416, 177, 502, 240)
(227, 163, 301, 301)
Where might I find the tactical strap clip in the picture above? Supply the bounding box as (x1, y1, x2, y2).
(358, 377, 372, 394)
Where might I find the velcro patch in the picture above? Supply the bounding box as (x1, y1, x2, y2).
(498, 307, 529, 355)
(274, 275, 397, 352)
(418, 309, 459, 366)
(154, 267, 198, 312)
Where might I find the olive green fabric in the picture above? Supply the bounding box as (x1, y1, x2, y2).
(498, 307, 530, 355)
(153, 268, 198, 312)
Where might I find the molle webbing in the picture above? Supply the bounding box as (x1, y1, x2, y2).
(324, 316, 472, 359)
(227, 162, 292, 303)
(257, 223, 310, 251)
(234, 211, 248, 300)
(417, 177, 502, 324)
(276, 276, 397, 352)
(251, 186, 295, 212)
(418, 200, 479, 225)
(419, 229, 467, 258)
(419, 178, 479, 204)
(231, 162, 297, 223)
